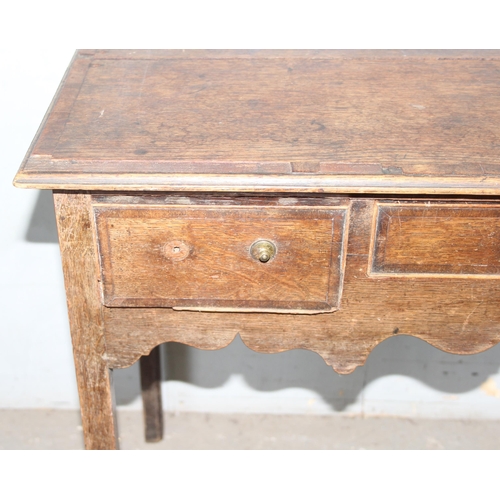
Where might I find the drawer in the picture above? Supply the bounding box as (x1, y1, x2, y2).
(94, 204, 348, 313)
(370, 203, 500, 276)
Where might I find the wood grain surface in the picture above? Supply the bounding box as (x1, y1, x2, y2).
(53, 193, 118, 449)
(101, 196, 500, 374)
(372, 203, 500, 275)
(139, 346, 163, 442)
(94, 203, 347, 312)
(13, 50, 500, 194)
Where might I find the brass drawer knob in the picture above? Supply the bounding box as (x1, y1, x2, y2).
(250, 240, 276, 263)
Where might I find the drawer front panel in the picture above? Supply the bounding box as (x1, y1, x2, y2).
(371, 203, 500, 276)
(95, 205, 347, 312)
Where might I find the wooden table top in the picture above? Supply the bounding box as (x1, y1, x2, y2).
(14, 49, 500, 195)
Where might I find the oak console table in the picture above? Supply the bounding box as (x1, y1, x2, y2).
(14, 50, 500, 449)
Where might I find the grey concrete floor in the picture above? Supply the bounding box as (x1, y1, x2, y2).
(0, 409, 499, 449)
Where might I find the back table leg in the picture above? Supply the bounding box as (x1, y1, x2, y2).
(54, 192, 119, 450)
(140, 345, 164, 442)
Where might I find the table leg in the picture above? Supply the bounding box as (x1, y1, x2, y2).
(54, 192, 119, 450)
(140, 345, 164, 442)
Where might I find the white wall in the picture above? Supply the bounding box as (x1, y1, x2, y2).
(2, 2, 500, 419)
